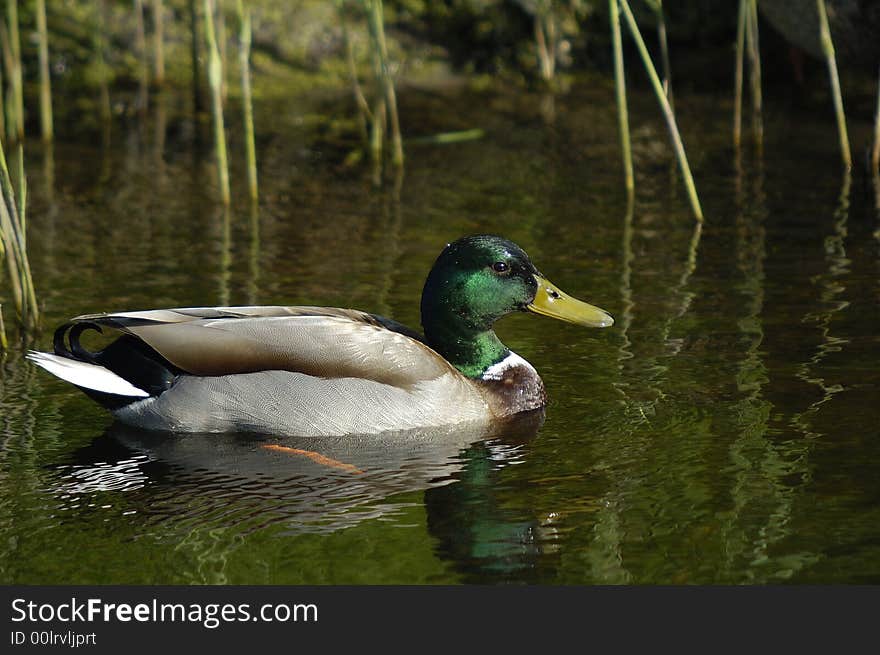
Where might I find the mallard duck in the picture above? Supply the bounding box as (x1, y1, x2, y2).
(28, 235, 613, 436)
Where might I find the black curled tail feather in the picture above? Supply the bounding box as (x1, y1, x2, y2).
(53, 321, 103, 363)
(53, 319, 179, 397)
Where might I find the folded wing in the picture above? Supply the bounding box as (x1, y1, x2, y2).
(63, 306, 455, 388)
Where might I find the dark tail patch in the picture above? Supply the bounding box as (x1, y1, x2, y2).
(53, 321, 181, 398)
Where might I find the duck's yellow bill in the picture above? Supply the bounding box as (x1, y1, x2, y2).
(527, 275, 614, 328)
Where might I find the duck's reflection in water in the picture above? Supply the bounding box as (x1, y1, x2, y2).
(49, 410, 545, 539)
(425, 435, 557, 583)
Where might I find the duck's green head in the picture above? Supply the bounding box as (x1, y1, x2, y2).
(421, 235, 613, 377)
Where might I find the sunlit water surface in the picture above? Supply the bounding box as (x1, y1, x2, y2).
(1, 79, 879, 584)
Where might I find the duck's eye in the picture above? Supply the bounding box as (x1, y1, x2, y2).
(492, 261, 509, 274)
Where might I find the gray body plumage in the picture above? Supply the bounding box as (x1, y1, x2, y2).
(115, 368, 490, 435)
(30, 305, 528, 437)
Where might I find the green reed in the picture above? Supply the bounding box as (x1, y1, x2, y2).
(365, 0, 403, 170)
(816, 0, 851, 169)
(204, 0, 230, 204)
(152, 0, 166, 85)
(1, 0, 23, 142)
(644, 0, 672, 106)
(339, 1, 371, 146)
(0, 46, 4, 141)
(745, 0, 762, 145)
(7, 0, 22, 140)
(534, 1, 557, 83)
(609, 0, 633, 194)
(236, 0, 258, 200)
(135, 0, 149, 114)
(189, 0, 203, 113)
(734, 0, 762, 148)
(36, 0, 52, 142)
(338, 1, 404, 182)
(0, 302, 6, 350)
(216, 0, 228, 103)
(0, 138, 38, 345)
(617, 0, 703, 221)
(872, 65, 880, 173)
(733, 0, 746, 147)
(0, 27, 11, 141)
(94, 0, 112, 123)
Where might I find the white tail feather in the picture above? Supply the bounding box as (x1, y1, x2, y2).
(26, 351, 150, 398)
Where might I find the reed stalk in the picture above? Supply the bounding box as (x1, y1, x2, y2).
(871, 64, 880, 172)
(657, 10, 671, 104)
(619, 0, 702, 221)
(0, 203, 23, 321)
(370, 98, 386, 185)
(745, 0, 762, 145)
(0, 136, 38, 330)
(153, 89, 167, 168)
(364, 3, 384, 168)
(217, 0, 228, 103)
(189, 0, 202, 113)
(0, 24, 14, 141)
(204, 0, 230, 204)
(0, 49, 5, 140)
(14, 143, 24, 242)
(816, 0, 851, 169)
(366, 0, 403, 169)
(36, 0, 52, 142)
(0, 303, 7, 350)
(645, 0, 672, 105)
(5, 0, 22, 141)
(610, 0, 633, 194)
(236, 0, 257, 199)
(152, 0, 165, 85)
(134, 0, 149, 114)
(534, 3, 556, 83)
(733, 0, 746, 147)
(95, 0, 111, 123)
(339, 1, 371, 145)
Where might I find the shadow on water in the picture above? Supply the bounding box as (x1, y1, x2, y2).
(47, 411, 545, 539)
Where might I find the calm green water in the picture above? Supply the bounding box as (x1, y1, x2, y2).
(1, 79, 879, 584)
